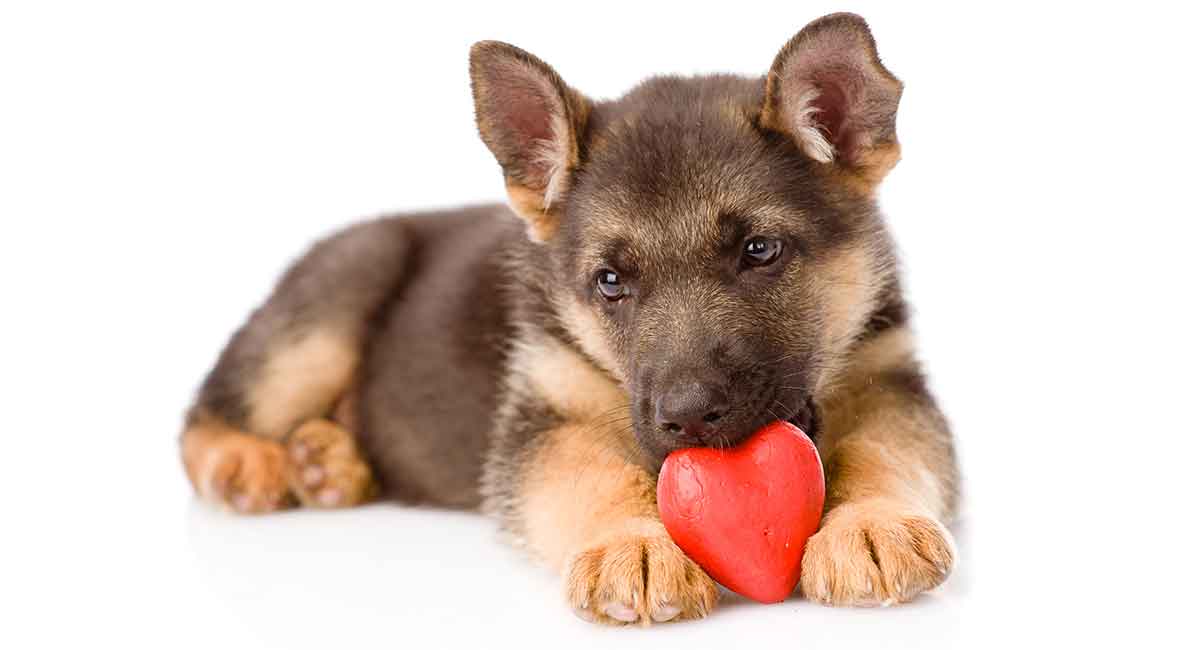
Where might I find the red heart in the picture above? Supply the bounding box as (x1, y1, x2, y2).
(657, 421, 825, 603)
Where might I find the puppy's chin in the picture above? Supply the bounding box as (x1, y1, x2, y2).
(632, 427, 678, 476)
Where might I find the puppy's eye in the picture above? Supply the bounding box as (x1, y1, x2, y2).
(743, 237, 783, 267)
(596, 269, 627, 301)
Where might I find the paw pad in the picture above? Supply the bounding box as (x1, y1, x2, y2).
(285, 419, 376, 508)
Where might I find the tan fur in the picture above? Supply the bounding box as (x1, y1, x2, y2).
(507, 334, 716, 624)
(811, 244, 887, 389)
(246, 329, 358, 437)
(285, 419, 377, 508)
(800, 498, 954, 606)
(822, 142, 902, 197)
(506, 184, 560, 242)
(804, 326, 958, 606)
(509, 334, 628, 421)
(565, 525, 718, 625)
(520, 421, 717, 624)
(837, 326, 916, 383)
(819, 327, 953, 514)
(555, 298, 628, 383)
(181, 417, 292, 513)
(183, 416, 375, 512)
(521, 421, 654, 569)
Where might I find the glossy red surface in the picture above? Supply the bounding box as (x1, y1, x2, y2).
(657, 421, 825, 603)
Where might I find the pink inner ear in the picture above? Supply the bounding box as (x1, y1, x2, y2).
(487, 62, 559, 168)
(503, 84, 555, 149)
(809, 79, 848, 146)
(484, 63, 570, 195)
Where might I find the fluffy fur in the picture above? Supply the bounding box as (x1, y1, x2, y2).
(180, 13, 960, 624)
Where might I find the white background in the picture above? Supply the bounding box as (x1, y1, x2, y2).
(2, 2, 1197, 648)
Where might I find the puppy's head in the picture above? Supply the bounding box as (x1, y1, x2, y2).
(472, 13, 903, 467)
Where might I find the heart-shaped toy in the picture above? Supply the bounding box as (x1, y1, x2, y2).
(657, 420, 825, 603)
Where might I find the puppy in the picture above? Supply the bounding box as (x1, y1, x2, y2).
(181, 12, 959, 624)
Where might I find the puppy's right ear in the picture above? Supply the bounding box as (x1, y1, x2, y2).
(470, 41, 591, 242)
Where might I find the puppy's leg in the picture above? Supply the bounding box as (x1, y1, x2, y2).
(495, 419, 718, 625)
(802, 327, 960, 606)
(484, 335, 717, 624)
(181, 218, 409, 513)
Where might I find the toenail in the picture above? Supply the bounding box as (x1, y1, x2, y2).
(573, 607, 596, 622)
(603, 603, 638, 623)
(317, 488, 342, 507)
(651, 605, 680, 622)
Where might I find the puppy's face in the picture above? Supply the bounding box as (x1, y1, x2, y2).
(560, 88, 880, 466)
(472, 14, 903, 468)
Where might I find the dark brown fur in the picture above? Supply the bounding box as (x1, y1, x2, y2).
(181, 12, 959, 623)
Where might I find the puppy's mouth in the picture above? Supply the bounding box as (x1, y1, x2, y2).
(636, 393, 821, 474)
(784, 395, 821, 442)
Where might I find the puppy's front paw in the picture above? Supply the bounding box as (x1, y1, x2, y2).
(801, 500, 955, 607)
(565, 521, 718, 625)
(285, 419, 376, 508)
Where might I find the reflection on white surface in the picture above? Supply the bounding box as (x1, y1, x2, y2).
(181, 500, 968, 649)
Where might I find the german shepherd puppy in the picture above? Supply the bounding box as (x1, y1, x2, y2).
(181, 13, 959, 624)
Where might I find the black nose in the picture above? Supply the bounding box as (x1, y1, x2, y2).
(655, 381, 729, 440)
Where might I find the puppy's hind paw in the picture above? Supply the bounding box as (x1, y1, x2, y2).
(183, 425, 294, 514)
(285, 419, 377, 508)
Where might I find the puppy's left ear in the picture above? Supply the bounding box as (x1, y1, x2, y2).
(470, 41, 591, 241)
(760, 13, 903, 192)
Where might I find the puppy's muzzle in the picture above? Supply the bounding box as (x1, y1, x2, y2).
(654, 379, 730, 444)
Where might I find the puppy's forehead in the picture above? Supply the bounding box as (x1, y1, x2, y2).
(574, 200, 797, 274)
(571, 77, 820, 270)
